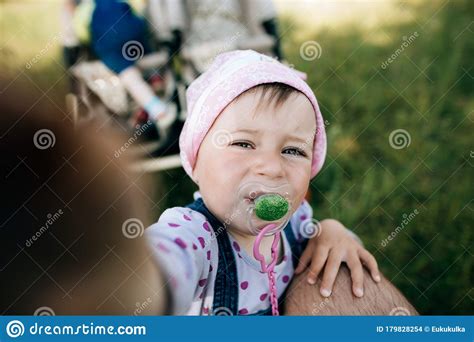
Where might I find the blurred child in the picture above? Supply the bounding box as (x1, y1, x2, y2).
(91, 0, 176, 131)
(63, 0, 176, 134)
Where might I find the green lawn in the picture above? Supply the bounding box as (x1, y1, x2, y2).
(286, 0, 473, 315)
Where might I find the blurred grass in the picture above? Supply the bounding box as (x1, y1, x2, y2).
(0, 0, 67, 106)
(1, 0, 472, 314)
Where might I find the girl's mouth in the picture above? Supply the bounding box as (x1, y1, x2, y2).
(244, 191, 267, 203)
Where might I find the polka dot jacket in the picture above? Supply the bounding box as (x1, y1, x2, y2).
(146, 192, 358, 315)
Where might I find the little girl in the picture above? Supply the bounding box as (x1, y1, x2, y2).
(146, 50, 380, 315)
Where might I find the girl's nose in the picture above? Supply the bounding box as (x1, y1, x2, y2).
(254, 151, 285, 179)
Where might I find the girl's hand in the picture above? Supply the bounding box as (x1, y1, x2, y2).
(294, 219, 381, 298)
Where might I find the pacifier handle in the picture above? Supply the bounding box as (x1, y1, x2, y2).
(253, 223, 280, 316)
(253, 224, 278, 271)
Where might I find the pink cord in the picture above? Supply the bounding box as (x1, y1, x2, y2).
(253, 223, 281, 316)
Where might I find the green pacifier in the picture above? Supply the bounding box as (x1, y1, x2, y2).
(254, 194, 289, 221)
(237, 182, 293, 236)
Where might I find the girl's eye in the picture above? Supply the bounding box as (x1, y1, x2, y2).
(231, 141, 254, 149)
(282, 147, 307, 157)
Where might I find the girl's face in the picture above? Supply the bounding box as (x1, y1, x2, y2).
(193, 89, 316, 236)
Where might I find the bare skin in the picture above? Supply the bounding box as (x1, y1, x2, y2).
(284, 265, 418, 315)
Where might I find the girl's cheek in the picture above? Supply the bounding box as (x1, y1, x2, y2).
(289, 174, 311, 205)
(223, 151, 250, 166)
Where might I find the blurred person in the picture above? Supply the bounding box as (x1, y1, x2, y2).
(62, 0, 176, 135)
(0, 78, 170, 315)
(91, 0, 176, 133)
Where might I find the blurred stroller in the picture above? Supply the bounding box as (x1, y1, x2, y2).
(63, 0, 283, 172)
(148, 0, 283, 84)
